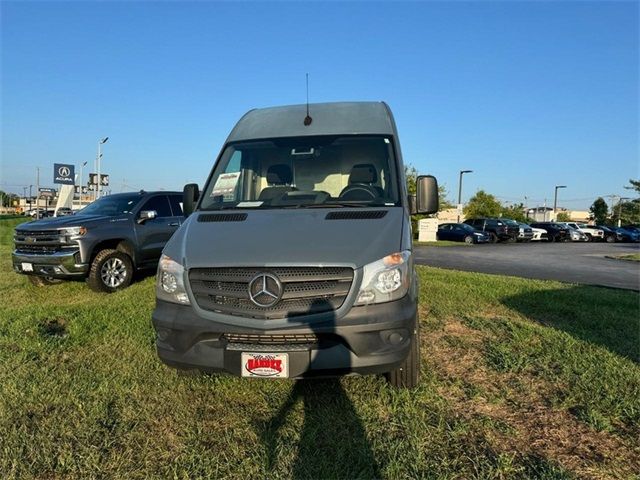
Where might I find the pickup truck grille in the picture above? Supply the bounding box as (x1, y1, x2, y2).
(14, 229, 69, 255)
(189, 267, 354, 319)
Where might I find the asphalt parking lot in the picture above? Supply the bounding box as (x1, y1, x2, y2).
(414, 242, 640, 291)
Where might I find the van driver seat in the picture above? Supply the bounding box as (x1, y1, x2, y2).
(339, 163, 384, 201)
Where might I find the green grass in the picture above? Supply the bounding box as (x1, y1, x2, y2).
(607, 253, 640, 262)
(1, 219, 639, 479)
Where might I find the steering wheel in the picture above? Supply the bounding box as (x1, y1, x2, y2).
(338, 184, 379, 201)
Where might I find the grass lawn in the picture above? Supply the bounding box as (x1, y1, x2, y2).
(1, 217, 639, 479)
(607, 253, 640, 262)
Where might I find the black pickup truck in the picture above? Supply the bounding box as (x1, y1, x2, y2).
(12, 191, 183, 292)
(463, 217, 519, 243)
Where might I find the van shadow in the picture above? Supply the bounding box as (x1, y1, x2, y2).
(257, 298, 381, 479)
(500, 285, 639, 363)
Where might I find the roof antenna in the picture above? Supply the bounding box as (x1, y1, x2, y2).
(304, 73, 312, 126)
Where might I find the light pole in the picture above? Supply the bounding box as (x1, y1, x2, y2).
(78, 161, 87, 207)
(96, 137, 109, 199)
(553, 185, 567, 220)
(457, 170, 473, 222)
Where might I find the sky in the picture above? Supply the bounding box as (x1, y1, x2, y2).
(1, 1, 638, 210)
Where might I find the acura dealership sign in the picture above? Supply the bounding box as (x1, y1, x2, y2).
(54, 163, 75, 185)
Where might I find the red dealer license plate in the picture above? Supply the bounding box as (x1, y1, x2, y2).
(241, 352, 289, 378)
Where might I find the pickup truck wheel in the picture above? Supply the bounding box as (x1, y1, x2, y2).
(87, 249, 133, 293)
(464, 235, 474, 244)
(386, 323, 420, 389)
(28, 275, 63, 286)
(584, 233, 592, 242)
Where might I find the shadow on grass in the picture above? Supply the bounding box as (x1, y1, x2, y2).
(501, 285, 639, 363)
(257, 297, 381, 478)
(260, 379, 381, 479)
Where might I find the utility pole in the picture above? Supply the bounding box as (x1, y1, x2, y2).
(36, 167, 40, 220)
(457, 170, 473, 223)
(617, 197, 630, 227)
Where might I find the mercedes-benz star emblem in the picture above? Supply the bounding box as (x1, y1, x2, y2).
(248, 273, 283, 308)
(58, 166, 70, 177)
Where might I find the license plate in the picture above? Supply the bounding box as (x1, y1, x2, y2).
(241, 352, 289, 378)
(21, 262, 33, 272)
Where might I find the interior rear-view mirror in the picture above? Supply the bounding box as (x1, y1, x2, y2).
(416, 175, 439, 215)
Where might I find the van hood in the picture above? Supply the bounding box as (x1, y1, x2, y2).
(170, 208, 404, 269)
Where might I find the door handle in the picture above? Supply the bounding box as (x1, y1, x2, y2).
(168, 222, 180, 227)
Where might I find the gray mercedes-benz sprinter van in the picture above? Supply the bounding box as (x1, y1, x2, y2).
(152, 102, 438, 388)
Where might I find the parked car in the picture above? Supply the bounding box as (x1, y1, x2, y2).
(463, 218, 519, 243)
(152, 101, 440, 389)
(516, 222, 534, 242)
(25, 208, 51, 218)
(614, 226, 640, 243)
(529, 226, 548, 241)
(437, 223, 491, 244)
(529, 222, 571, 242)
(12, 190, 184, 292)
(592, 225, 618, 243)
(55, 207, 74, 217)
(557, 223, 588, 242)
(566, 222, 604, 242)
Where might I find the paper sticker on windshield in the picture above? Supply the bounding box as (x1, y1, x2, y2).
(211, 172, 240, 200)
(237, 201, 263, 208)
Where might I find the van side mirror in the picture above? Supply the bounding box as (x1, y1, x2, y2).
(137, 210, 157, 224)
(416, 175, 439, 214)
(183, 183, 200, 217)
(408, 195, 417, 215)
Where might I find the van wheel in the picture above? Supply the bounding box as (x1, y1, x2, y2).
(87, 249, 133, 293)
(28, 276, 63, 286)
(464, 235, 474, 245)
(386, 323, 420, 389)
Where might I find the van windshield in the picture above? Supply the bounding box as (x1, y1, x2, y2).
(199, 136, 401, 210)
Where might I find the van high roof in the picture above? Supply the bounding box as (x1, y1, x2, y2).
(227, 101, 396, 142)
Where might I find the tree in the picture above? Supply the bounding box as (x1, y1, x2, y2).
(614, 200, 640, 226)
(463, 190, 502, 218)
(501, 202, 527, 222)
(556, 211, 571, 222)
(589, 197, 609, 225)
(624, 179, 640, 195)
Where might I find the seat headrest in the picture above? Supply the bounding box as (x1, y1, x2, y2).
(266, 164, 293, 185)
(349, 164, 377, 184)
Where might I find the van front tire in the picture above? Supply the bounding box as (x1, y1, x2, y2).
(87, 249, 133, 293)
(386, 323, 420, 389)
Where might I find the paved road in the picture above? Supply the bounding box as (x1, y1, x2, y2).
(414, 242, 640, 291)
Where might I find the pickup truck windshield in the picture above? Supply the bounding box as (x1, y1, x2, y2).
(76, 194, 143, 216)
(200, 136, 400, 210)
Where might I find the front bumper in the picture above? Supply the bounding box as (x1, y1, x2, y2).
(12, 250, 89, 278)
(152, 294, 418, 378)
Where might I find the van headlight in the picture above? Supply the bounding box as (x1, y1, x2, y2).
(355, 251, 411, 305)
(156, 254, 190, 305)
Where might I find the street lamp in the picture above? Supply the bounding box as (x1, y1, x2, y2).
(617, 197, 630, 227)
(78, 161, 88, 207)
(96, 137, 109, 199)
(457, 170, 473, 222)
(553, 185, 567, 220)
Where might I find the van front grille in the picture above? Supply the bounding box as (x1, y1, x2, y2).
(189, 267, 354, 319)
